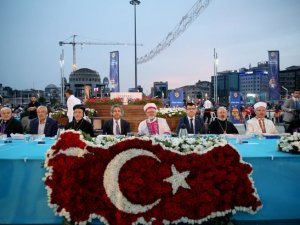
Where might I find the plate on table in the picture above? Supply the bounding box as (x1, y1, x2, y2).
(10, 133, 25, 140)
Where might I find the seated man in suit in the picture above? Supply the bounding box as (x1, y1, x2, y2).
(102, 105, 131, 135)
(176, 102, 206, 134)
(29, 106, 58, 137)
(208, 107, 239, 134)
(0, 107, 23, 137)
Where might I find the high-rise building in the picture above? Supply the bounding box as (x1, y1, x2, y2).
(211, 70, 239, 105)
(279, 66, 300, 99)
(239, 62, 269, 103)
(152, 82, 168, 99)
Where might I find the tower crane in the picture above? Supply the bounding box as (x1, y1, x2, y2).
(59, 35, 143, 71)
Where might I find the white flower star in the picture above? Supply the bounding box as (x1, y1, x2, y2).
(163, 164, 191, 195)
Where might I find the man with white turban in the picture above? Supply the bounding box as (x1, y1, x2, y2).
(245, 102, 278, 134)
(138, 103, 171, 136)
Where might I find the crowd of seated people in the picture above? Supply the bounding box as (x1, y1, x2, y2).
(1, 100, 298, 138)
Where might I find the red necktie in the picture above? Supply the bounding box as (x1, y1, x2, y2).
(258, 119, 266, 133)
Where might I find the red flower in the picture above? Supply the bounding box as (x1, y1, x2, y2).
(45, 131, 262, 224)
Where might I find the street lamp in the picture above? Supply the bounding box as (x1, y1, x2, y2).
(213, 48, 218, 103)
(130, 0, 140, 91)
(59, 50, 65, 106)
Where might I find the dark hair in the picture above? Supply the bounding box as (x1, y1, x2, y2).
(185, 102, 196, 108)
(73, 104, 85, 112)
(65, 89, 73, 95)
(110, 105, 124, 116)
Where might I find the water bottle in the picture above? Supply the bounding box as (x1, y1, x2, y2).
(56, 125, 65, 139)
(178, 124, 188, 138)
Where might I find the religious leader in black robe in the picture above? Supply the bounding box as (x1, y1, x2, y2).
(65, 104, 95, 137)
(208, 107, 239, 134)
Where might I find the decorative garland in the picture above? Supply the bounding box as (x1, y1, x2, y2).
(44, 130, 262, 225)
(277, 132, 300, 153)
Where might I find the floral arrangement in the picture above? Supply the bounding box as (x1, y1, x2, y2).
(44, 130, 262, 225)
(85, 97, 162, 106)
(127, 97, 162, 106)
(85, 97, 123, 106)
(85, 108, 97, 117)
(94, 134, 226, 153)
(277, 132, 300, 153)
(49, 109, 67, 119)
(156, 107, 187, 118)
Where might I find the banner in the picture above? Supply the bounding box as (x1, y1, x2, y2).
(229, 91, 242, 124)
(109, 51, 119, 92)
(169, 90, 184, 107)
(268, 51, 280, 101)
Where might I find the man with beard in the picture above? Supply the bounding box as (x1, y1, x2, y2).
(208, 107, 238, 134)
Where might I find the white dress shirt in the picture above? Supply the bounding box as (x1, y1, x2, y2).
(67, 95, 81, 122)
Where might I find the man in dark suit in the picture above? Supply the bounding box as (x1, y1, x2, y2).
(29, 106, 58, 137)
(176, 102, 206, 134)
(0, 107, 23, 137)
(282, 90, 300, 131)
(102, 105, 131, 135)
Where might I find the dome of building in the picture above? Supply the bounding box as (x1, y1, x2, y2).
(68, 68, 102, 98)
(45, 84, 58, 89)
(69, 68, 101, 82)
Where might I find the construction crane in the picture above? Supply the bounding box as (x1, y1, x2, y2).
(59, 35, 143, 71)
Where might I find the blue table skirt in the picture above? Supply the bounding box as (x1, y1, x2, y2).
(0, 138, 300, 224)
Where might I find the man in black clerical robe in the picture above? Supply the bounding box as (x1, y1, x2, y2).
(208, 107, 238, 134)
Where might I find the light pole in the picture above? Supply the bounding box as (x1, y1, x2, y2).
(130, 0, 140, 91)
(59, 50, 65, 106)
(281, 86, 289, 99)
(213, 48, 218, 104)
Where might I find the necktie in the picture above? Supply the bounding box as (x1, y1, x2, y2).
(115, 121, 121, 135)
(258, 119, 266, 133)
(296, 99, 300, 110)
(0, 122, 6, 133)
(190, 118, 194, 134)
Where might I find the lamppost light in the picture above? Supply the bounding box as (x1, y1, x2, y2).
(130, 0, 140, 5)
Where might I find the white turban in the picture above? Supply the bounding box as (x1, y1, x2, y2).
(143, 103, 157, 112)
(254, 102, 267, 110)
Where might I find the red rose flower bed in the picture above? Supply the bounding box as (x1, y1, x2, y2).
(44, 131, 262, 225)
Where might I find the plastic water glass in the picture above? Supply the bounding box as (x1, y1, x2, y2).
(24, 134, 31, 143)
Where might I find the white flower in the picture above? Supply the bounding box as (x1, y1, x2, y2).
(278, 133, 300, 153)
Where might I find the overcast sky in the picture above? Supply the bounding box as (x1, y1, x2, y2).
(1, 0, 300, 94)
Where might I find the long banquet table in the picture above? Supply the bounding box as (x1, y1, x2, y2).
(0, 136, 300, 224)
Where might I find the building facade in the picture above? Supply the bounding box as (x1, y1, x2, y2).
(211, 70, 239, 105)
(279, 66, 300, 99)
(177, 80, 211, 103)
(69, 68, 101, 98)
(45, 84, 60, 104)
(152, 82, 168, 99)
